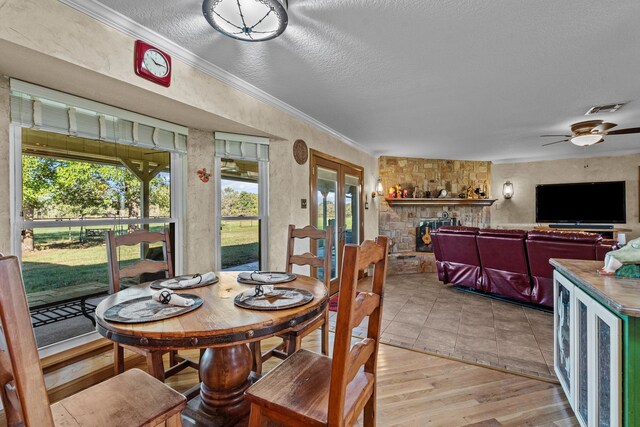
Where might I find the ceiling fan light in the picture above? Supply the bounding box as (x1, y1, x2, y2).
(202, 0, 288, 42)
(570, 134, 603, 146)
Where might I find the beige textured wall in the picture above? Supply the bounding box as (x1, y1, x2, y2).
(0, 77, 10, 255)
(491, 154, 640, 239)
(185, 130, 216, 273)
(0, 0, 378, 269)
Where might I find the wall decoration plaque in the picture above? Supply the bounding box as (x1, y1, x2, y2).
(293, 139, 308, 165)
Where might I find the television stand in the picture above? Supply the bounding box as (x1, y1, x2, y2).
(535, 226, 631, 241)
(549, 224, 614, 230)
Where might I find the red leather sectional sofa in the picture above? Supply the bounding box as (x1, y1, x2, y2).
(431, 226, 615, 308)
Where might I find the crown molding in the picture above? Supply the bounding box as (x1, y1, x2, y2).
(491, 147, 640, 164)
(58, 0, 372, 154)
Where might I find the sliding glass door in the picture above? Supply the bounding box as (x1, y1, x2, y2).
(13, 127, 181, 347)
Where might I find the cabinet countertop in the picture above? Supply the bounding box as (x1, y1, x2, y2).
(550, 258, 640, 317)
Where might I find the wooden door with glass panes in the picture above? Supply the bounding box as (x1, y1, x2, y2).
(310, 151, 364, 295)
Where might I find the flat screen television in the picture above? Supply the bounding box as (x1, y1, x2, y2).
(535, 181, 626, 224)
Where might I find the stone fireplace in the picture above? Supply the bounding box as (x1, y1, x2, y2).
(378, 156, 492, 275)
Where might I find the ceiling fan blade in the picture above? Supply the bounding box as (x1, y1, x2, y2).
(594, 122, 617, 133)
(605, 127, 640, 135)
(540, 134, 572, 137)
(542, 139, 569, 147)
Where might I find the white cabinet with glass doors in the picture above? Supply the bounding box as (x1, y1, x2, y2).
(553, 271, 621, 427)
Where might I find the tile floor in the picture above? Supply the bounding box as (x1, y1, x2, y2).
(329, 273, 556, 381)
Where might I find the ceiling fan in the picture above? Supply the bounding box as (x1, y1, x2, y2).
(541, 120, 640, 147)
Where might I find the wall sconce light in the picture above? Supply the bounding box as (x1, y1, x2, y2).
(502, 181, 514, 199)
(372, 176, 384, 199)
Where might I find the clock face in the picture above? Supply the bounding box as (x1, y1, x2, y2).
(134, 40, 172, 87)
(142, 49, 170, 78)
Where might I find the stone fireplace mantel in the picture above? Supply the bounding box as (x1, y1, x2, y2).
(378, 156, 493, 258)
(384, 197, 497, 207)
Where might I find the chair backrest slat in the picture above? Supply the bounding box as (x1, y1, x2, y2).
(349, 292, 380, 330)
(106, 229, 173, 294)
(290, 225, 327, 240)
(344, 338, 375, 384)
(114, 230, 169, 246)
(288, 253, 325, 269)
(118, 259, 170, 279)
(286, 224, 333, 288)
(355, 240, 387, 272)
(328, 236, 389, 426)
(0, 256, 55, 426)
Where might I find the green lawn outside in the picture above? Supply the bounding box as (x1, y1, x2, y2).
(22, 225, 165, 293)
(220, 220, 259, 268)
(22, 221, 259, 293)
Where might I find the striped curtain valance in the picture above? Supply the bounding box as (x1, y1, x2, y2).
(10, 79, 188, 154)
(214, 132, 269, 161)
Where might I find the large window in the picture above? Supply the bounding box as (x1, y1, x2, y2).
(17, 129, 177, 347)
(220, 159, 260, 270)
(10, 81, 188, 349)
(214, 134, 269, 271)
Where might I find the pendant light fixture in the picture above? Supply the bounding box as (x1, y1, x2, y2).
(203, 0, 288, 42)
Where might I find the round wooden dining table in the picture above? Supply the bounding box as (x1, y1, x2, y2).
(95, 271, 328, 427)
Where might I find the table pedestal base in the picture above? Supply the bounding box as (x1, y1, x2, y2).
(182, 344, 253, 427)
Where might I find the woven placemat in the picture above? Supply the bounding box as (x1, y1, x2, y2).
(237, 271, 296, 285)
(234, 287, 313, 311)
(103, 294, 203, 323)
(150, 274, 218, 290)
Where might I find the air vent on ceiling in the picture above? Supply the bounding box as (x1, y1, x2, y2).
(585, 103, 625, 115)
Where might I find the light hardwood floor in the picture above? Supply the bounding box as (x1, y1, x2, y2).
(2, 332, 575, 426)
(159, 332, 577, 426)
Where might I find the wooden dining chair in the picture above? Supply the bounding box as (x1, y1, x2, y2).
(106, 229, 198, 382)
(0, 255, 186, 427)
(245, 236, 389, 427)
(250, 224, 333, 375)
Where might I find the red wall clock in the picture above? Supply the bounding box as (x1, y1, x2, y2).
(134, 40, 172, 87)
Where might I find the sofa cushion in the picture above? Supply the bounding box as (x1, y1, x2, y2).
(441, 262, 482, 290)
(430, 232, 447, 282)
(477, 233, 529, 274)
(436, 229, 482, 290)
(477, 230, 531, 303)
(482, 268, 532, 303)
(526, 240, 596, 277)
(526, 239, 596, 306)
(437, 226, 480, 235)
(478, 228, 527, 239)
(526, 230, 602, 243)
(531, 277, 554, 307)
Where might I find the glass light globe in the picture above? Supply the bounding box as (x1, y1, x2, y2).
(203, 0, 288, 42)
(570, 134, 603, 146)
(502, 181, 514, 199)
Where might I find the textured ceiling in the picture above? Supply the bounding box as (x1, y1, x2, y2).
(95, 0, 640, 162)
